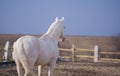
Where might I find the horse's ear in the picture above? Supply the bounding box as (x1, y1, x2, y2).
(55, 17, 58, 21)
(61, 17, 64, 21)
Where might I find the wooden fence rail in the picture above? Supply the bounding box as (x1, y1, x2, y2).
(59, 45, 98, 62)
(100, 52, 120, 55)
(59, 44, 120, 62)
(2, 41, 120, 63)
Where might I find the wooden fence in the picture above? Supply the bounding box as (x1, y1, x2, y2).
(2, 41, 120, 62)
(59, 44, 120, 62)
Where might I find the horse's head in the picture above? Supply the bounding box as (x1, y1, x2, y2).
(47, 17, 65, 42)
(55, 17, 65, 42)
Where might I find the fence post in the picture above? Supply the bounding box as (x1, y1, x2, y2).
(72, 44, 75, 62)
(4, 41, 10, 62)
(94, 45, 99, 62)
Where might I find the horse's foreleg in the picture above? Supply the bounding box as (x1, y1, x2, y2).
(38, 65, 42, 76)
(48, 60, 56, 76)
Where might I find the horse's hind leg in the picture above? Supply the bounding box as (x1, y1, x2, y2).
(23, 65, 35, 76)
(21, 62, 36, 76)
(16, 60, 23, 76)
(22, 63, 34, 76)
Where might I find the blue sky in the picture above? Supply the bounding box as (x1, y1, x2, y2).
(0, 0, 120, 36)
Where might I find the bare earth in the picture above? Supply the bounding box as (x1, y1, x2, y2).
(0, 61, 120, 76)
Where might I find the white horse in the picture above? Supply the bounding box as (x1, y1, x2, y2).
(12, 17, 65, 76)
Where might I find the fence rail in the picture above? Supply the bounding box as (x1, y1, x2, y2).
(1, 41, 120, 63)
(59, 44, 120, 62)
(76, 48, 94, 52)
(100, 52, 120, 55)
(59, 48, 72, 51)
(76, 55, 94, 59)
(59, 45, 98, 62)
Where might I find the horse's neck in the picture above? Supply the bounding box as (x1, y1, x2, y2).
(40, 32, 59, 42)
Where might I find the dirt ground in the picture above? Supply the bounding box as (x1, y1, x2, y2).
(0, 61, 120, 76)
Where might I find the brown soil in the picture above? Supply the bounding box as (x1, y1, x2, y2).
(0, 61, 120, 76)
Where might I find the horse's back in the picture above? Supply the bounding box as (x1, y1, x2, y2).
(14, 35, 39, 52)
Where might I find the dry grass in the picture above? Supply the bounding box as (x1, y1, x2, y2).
(0, 61, 120, 76)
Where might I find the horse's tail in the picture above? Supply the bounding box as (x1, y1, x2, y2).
(12, 42, 16, 60)
(13, 40, 33, 75)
